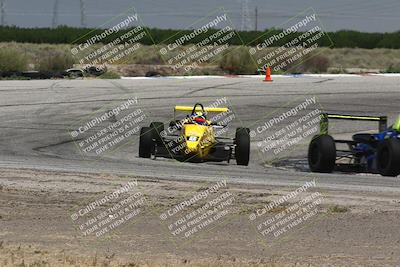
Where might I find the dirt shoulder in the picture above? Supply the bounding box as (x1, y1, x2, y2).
(0, 167, 399, 266)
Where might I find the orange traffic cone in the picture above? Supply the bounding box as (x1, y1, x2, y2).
(263, 66, 273, 82)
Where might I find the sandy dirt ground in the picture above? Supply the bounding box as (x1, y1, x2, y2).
(1, 167, 400, 267)
(1, 77, 400, 266)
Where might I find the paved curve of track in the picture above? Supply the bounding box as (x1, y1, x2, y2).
(0, 76, 399, 192)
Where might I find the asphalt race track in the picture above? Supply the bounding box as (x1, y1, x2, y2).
(1, 76, 400, 193)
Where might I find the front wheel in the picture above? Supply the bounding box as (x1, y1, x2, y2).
(235, 128, 250, 166)
(377, 139, 400, 177)
(150, 122, 164, 144)
(139, 127, 154, 158)
(308, 134, 336, 173)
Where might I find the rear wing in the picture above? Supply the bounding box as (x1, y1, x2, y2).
(173, 105, 229, 121)
(174, 106, 229, 113)
(320, 113, 388, 134)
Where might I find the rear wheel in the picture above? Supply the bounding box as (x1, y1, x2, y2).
(139, 127, 153, 158)
(150, 122, 164, 144)
(308, 135, 336, 173)
(235, 128, 250, 166)
(377, 139, 400, 177)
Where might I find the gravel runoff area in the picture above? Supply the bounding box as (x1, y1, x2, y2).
(0, 76, 400, 266)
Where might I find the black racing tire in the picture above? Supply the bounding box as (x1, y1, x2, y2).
(235, 128, 250, 166)
(377, 139, 400, 177)
(150, 122, 164, 144)
(139, 127, 153, 158)
(308, 135, 336, 173)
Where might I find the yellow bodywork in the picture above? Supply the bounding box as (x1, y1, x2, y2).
(173, 105, 229, 159)
(183, 124, 216, 158)
(175, 106, 229, 113)
(394, 115, 400, 131)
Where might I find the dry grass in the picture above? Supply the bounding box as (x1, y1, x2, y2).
(0, 46, 28, 72)
(36, 50, 75, 72)
(323, 47, 400, 71)
(1, 42, 400, 75)
(328, 205, 349, 213)
(0, 42, 71, 71)
(0, 244, 310, 267)
(219, 46, 256, 74)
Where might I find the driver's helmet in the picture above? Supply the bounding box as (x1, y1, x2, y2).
(393, 114, 400, 132)
(192, 112, 207, 125)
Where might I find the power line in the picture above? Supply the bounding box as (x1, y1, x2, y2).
(52, 0, 59, 28)
(80, 0, 86, 27)
(0, 0, 6, 26)
(254, 6, 258, 31)
(241, 0, 251, 31)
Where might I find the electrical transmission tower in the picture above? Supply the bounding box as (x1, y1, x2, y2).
(255, 6, 258, 31)
(80, 0, 86, 27)
(1, 0, 6, 26)
(52, 0, 59, 28)
(240, 0, 251, 31)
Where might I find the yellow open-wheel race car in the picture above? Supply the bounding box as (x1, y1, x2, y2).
(138, 103, 250, 165)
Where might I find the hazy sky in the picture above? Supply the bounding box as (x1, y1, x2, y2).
(1, 0, 399, 32)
